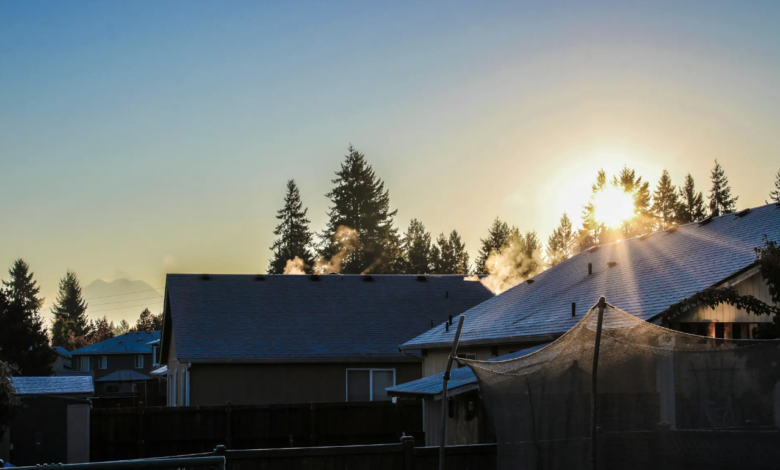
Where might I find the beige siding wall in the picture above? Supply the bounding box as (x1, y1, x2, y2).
(190, 362, 422, 406)
(166, 331, 191, 406)
(423, 344, 537, 377)
(677, 272, 777, 323)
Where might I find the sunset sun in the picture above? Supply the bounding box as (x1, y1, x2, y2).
(593, 187, 635, 228)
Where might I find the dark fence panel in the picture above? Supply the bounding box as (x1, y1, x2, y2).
(91, 402, 423, 462)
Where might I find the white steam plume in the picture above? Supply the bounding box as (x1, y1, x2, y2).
(479, 239, 545, 295)
(283, 256, 306, 275)
(313, 225, 358, 274)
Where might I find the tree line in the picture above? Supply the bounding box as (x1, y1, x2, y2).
(269, 147, 779, 274)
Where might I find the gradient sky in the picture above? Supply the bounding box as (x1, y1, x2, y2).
(2, 1, 779, 322)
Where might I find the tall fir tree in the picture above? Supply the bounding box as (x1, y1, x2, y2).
(613, 166, 653, 237)
(546, 213, 574, 267)
(768, 170, 780, 203)
(431, 230, 470, 274)
(401, 219, 433, 274)
(475, 218, 513, 274)
(268, 180, 315, 274)
(651, 170, 680, 230)
(50, 270, 91, 349)
(0, 359, 20, 434)
(0, 259, 54, 375)
(320, 145, 399, 274)
(90, 317, 115, 344)
(113, 319, 130, 336)
(708, 159, 738, 216)
(579, 169, 607, 249)
(677, 173, 707, 223)
(134, 308, 163, 332)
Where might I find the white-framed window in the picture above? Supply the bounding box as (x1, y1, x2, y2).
(134, 355, 144, 369)
(152, 346, 160, 366)
(346, 369, 396, 402)
(79, 356, 90, 371)
(100, 356, 108, 369)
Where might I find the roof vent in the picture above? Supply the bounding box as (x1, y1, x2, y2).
(416, 275, 427, 282)
(735, 208, 751, 218)
(255, 275, 266, 281)
(607, 261, 617, 268)
(200, 274, 210, 280)
(666, 226, 679, 233)
(588, 263, 593, 275)
(572, 302, 576, 317)
(698, 216, 713, 226)
(362, 274, 374, 282)
(309, 274, 321, 281)
(526, 279, 535, 285)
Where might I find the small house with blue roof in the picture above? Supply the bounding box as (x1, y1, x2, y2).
(395, 202, 780, 445)
(160, 274, 492, 407)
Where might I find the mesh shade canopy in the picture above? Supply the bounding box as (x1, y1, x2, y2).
(458, 304, 780, 470)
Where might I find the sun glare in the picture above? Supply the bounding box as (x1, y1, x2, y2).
(593, 187, 635, 228)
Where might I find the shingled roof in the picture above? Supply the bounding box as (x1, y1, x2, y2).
(402, 203, 780, 351)
(12, 376, 94, 396)
(162, 274, 493, 363)
(71, 331, 160, 356)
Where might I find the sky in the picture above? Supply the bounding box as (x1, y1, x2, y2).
(1, 0, 779, 323)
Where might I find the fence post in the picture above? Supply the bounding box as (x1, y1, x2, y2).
(310, 403, 317, 447)
(226, 401, 233, 450)
(401, 435, 415, 470)
(137, 403, 145, 458)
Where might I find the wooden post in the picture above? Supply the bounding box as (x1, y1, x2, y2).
(707, 322, 716, 338)
(137, 404, 144, 458)
(724, 323, 733, 339)
(310, 403, 317, 447)
(439, 315, 465, 470)
(226, 401, 232, 450)
(402, 435, 416, 470)
(591, 296, 607, 470)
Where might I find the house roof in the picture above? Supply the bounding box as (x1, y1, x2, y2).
(12, 376, 94, 396)
(95, 370, 152, 382)
(150, 365, 167, 377)
(387, 343, 550, 397)
(402, 203, 780, 350)
(163, 274, 493, 363)
(51, 346, 72, 358)
(71, 331, 160, 356)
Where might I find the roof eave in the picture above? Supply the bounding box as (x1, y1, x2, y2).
(181, 356, 423, 364)
(400, 333, 561, 351)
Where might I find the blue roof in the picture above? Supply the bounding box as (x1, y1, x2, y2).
(71, 331, 160, 356)
(402, 203, 780, 350)
(164, 274, 493, 362)
(95, 370, 152, 382)
(51, 346, 71, 358)
(387, 343, 550, 396)
(12, 376, 94, 395)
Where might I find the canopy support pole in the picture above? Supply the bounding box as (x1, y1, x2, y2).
(439, 315, 465, 470)
(591, 296, 607, 470)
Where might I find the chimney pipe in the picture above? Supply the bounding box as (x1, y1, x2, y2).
(588, 263, 593, 275)
(449, 315, 453, 325)
(446, 322, 449, 332)
(572, 302, 576, 317)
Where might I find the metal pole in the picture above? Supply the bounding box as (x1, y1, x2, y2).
(9, 455, 226, 470)
(439, 315, 465, 470)
(591, 296, 607, 470)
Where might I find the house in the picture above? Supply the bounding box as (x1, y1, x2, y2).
(70, 331, 164, 407)
(160, 274, 493, 407)
(395, 202, 780, 445)
(50, 347, 72, 374)
(1, 376, 93, 465)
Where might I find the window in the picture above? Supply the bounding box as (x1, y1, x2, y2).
(152, 346, 160, 366)
(100, 356, 107, 369)
(79, 357, 90, 371)
(346, 369, 395, 402)
(134, 355, 144, 369)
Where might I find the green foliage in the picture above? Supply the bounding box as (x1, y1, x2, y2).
(401, 219, 433, 274)
(677, 173, 707, 224)
(474, 218, 513, 274)
(90, 316, 115, 343)
(769, 170, 780, 203)
(613, 166, 654, 237)
(651, 170, 680, 229)
(0, 360, 20, 437)
(320, 145, 399, 274)
(50, 270, 91, 349)
(708, 159, 738, 216)
(0, 260, 54, 376)
(134, 308, 163, 332)
(431, 230, 470, 274)
(113, 319, 130, 336)
(546, 213, 575, 267)
(579, 169, 607, 249)
(268, 179, 315, 274)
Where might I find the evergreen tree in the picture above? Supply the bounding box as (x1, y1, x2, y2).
(431, 230, 470, 274)
(651, 170, 680, 229)
(546, 213, 574, 267)
(134, 308, 163, 332)
(50, 270, 91, 349)
(268, 180, 315, 274)
(768, 170, 780, 203)
(113, 319, 130, 336)
(320, 145, 399, 274)
(475, 218, 512, 274)
(579, 170, 607, 249)
(708, 159, 738, 216)
(613, 166, 653, 237)
(0, 360, 20, 435)
(0, 260, 54, 376)
(401, 219, 432, 274)
(90, 317, 115, 344)
(677, 173, 707, 223)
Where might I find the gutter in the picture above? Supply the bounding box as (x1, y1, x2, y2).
(400, 332, 560, 352)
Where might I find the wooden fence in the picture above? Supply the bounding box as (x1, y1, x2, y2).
(90, 401, 424, 462)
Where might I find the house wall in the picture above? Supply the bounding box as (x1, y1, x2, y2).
(423, 344, 540, 377)
(71, 353, 154, 381)
(422, 391, 493, 446)
(675, 271, 776, 324)
(166, 330, 190, 406)
(189, 362, 422, 406)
